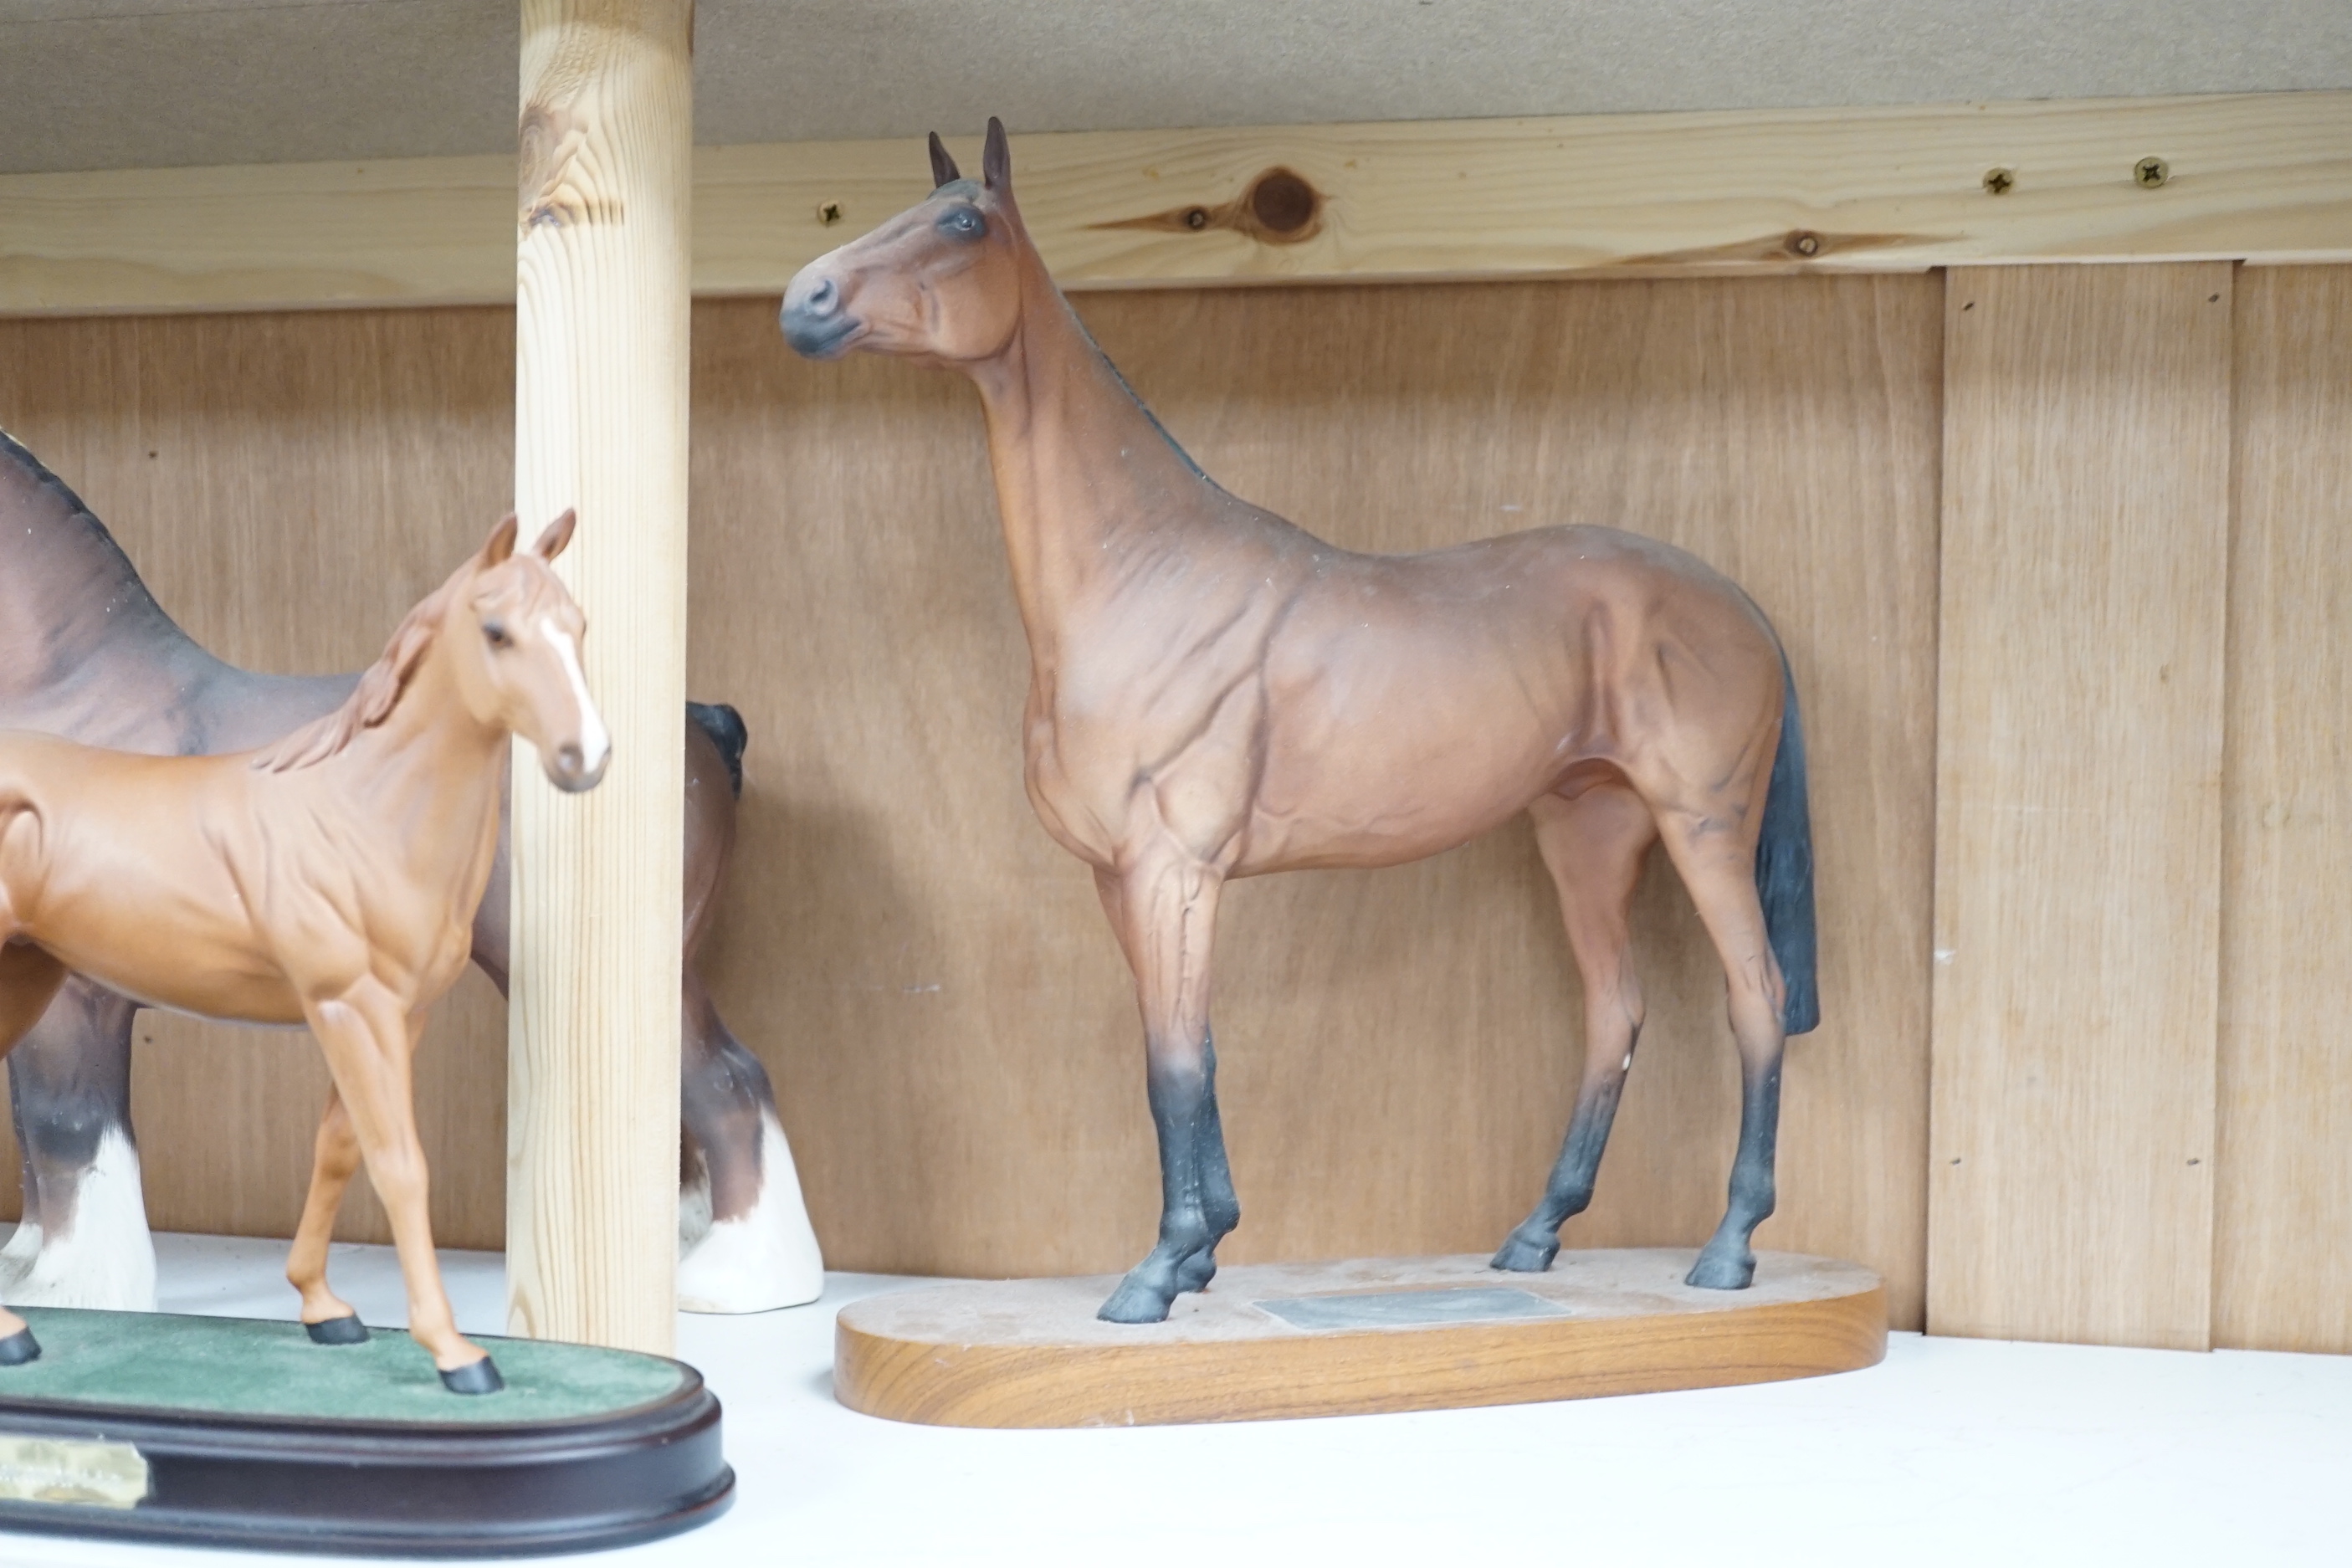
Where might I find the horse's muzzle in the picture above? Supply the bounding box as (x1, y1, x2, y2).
(546, 742, 608, 794)
(780, 273, 863, 360)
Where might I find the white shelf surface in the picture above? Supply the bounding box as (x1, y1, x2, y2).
(1, 1232, 2346, 1567)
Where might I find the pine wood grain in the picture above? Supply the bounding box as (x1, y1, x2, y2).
(506, 0, 693, 1356)
(3, 93, 2346, 315)
(689, 275, 1944, 1325)
(0, 307, 516, 1250)
(2214, 266, 2352, 1355)
(1927, 264, 2232, 1350)
(833, 1250, 1886, 1427)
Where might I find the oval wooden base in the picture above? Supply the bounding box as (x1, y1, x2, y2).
(0, 1309, 731, 1556)
(838, 1248, 1885, 1428)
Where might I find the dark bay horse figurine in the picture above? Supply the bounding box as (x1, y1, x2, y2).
(1, 514, 600, 1387)
(0, 429, 820, 1314)
(782, 120, 1818, 1325)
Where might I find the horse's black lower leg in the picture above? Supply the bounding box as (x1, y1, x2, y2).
(680, 971, 772, 1224)
(1688, 1050, 1781, 1289)
(1493, 1027, 1637, 1273)
(1099, 1046, 1218, 1325)
(1171, 1033, 1238, 1294)
(6, 1052, 34, 1239)
(6, 981, 140, 1250)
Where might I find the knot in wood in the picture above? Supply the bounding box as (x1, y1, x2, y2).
(1248, 169, 1319, 238)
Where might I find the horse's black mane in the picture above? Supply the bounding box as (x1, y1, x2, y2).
(1058, 305, 1215, 488)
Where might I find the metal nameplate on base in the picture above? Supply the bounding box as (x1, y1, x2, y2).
(0, 1434, 148, 1509)
(0, 1308, 732, 1557)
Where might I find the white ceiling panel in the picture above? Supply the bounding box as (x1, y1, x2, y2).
(3, 0, 2347, 174)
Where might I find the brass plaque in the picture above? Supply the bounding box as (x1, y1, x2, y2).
(0, 1433, 149, 1509)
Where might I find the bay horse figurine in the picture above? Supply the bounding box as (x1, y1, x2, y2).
(0, 512, 601, 1389)
(0, 428, 820, 1317)
(781, 120, 1818, 1325)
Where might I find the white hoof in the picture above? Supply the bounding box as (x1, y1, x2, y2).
(677, 1114, 822, 1313)
(3, 1131, 159, 1311)
(0, 1219, 42, 1293)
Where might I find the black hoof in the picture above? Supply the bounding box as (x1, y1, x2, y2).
(1490, 1229, 1560, 1273)
(439, 1355, 505, 1395)
(0, 1326, 39, 1366)
(1685, 1248, 1756, 1290)
(1097, 1274, 1176, 1325)
(305, 1314, 371, 1345)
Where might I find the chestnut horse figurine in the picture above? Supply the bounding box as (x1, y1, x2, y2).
(0, 429, 820, 1316)
(782, 121, 1818, 1325)
(0, 514, 597, 1388)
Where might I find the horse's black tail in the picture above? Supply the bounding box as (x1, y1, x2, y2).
(686, 700, 750, 798)
(1756, 654, 1820, 1035)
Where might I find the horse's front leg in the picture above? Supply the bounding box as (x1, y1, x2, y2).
(676, 967, 826, 1312)
(284, 1088, 367, 1341)
(1095, 857, 1237, 1325)
(304, 981, 500, 1391)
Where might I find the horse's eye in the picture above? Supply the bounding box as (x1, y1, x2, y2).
(484, 622, 512, 649)
(936, 206, 985, 240)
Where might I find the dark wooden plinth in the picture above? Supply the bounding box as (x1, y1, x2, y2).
(838, 1248, 1885, 1428)
(0, 1309, 731, 1556)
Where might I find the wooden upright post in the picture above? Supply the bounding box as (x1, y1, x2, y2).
(509, 0, 692, 1355)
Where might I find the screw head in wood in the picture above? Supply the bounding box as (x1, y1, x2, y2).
(1789, 230, 1821, 258)
(817, 201, 845, 226)
(2134, 156, 2170, 188)
(1982, 167, 2015, 196)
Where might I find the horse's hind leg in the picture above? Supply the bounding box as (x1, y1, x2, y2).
(1094, 858, 1237, 1325)
(1655, 810, 1788, 1290)
(285, 1089, 367, 1342)
(1494, 787, 1656, 1273)
(0, 941, 69, 1362)
(0, 942, 69, 1060)
(1, 980, 156, 1310)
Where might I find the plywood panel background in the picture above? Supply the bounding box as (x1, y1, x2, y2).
(2215, 265, 2352, 1355)
(688, 279, 1945, 1323)
(1927, 264, 2233, 1350)
(3, 268, 2348, 1350)
(0, 279, 1945, 1325)
(0, 308, 516, 1249)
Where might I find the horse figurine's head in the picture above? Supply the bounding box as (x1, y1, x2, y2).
(781, 117, 1028, 368)
(255, 510, 609, 792)
(454, 510, 609, 792)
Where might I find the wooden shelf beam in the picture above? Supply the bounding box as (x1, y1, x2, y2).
(3, 91, 2345, 316)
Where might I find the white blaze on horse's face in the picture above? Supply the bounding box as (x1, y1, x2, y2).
(541, 614, 610, 786)
(467, 511, 608, 794)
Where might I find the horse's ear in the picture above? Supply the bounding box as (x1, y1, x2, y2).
(530, 507, 576, 561)
(928, 131, 961, 188)
(482, 512, 520, 565)
(982, 116, 1010, 192)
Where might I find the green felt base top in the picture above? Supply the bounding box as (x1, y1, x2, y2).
(1, 1309, 689, 1427)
